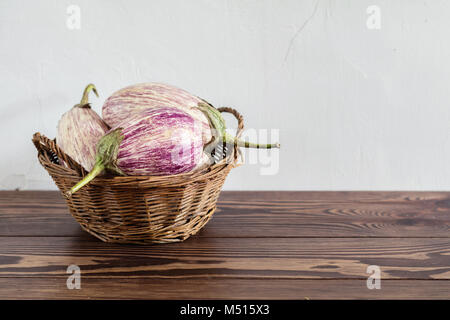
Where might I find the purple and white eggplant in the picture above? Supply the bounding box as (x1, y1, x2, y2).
(102, 82, 280, 150)
(56, 84, 109, 171)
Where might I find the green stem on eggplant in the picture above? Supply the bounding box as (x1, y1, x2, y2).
(65, 162, 104, 198)
(197, 103, 280, 149)
(225, 133, 280, 149)
(65, 128, 125, 198)
(77, 83, 99, 108)
(197, 103, 225, 151)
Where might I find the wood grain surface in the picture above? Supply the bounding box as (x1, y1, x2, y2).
(0, 191, 449, 299)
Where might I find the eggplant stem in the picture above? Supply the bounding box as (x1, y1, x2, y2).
(79, 83, 99, 106)
(197, 102, 280, 150)
(65, 128, 124, 197)
(65, 163, 104, 198)
(229, 134, 280, 149)
(197, 103, 225, 149)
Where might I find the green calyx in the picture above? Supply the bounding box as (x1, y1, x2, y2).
(75, 83, 99, 108)
(197, 102, 227, 153)
(65, 128, 125, 198)
(197, 102, 280, 150)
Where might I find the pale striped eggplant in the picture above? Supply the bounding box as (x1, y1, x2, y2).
(102, 82, 212, 144)
(66, 106, 205, 197)
(102, 82, 280, 150)
(56, 84, 109, 171)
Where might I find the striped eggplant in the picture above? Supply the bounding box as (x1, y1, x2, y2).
(66, 106, 205, 197)
(102, 82, 280, 150)
(56, 84, 109, 171)
(102, 82, 212, 144)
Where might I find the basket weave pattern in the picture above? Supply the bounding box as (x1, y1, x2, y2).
(32, 107, 243, 244)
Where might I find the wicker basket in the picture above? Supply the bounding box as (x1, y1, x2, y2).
(32, 107, 243, 244)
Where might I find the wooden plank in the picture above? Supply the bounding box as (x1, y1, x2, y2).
(0, 191, 449, 237)
(0, 237, 448, 279)
(204, 191, 450, 237)
(0, 277, 448, 299)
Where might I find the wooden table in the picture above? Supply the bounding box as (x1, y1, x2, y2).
(0, 191, 449, 299)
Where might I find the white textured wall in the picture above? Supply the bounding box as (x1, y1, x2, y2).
(0, 0, 449, 190)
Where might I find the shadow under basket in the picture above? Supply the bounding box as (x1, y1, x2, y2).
(32, 107, 243, 244)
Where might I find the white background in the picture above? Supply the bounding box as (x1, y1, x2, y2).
(0, 0, 449, 190)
